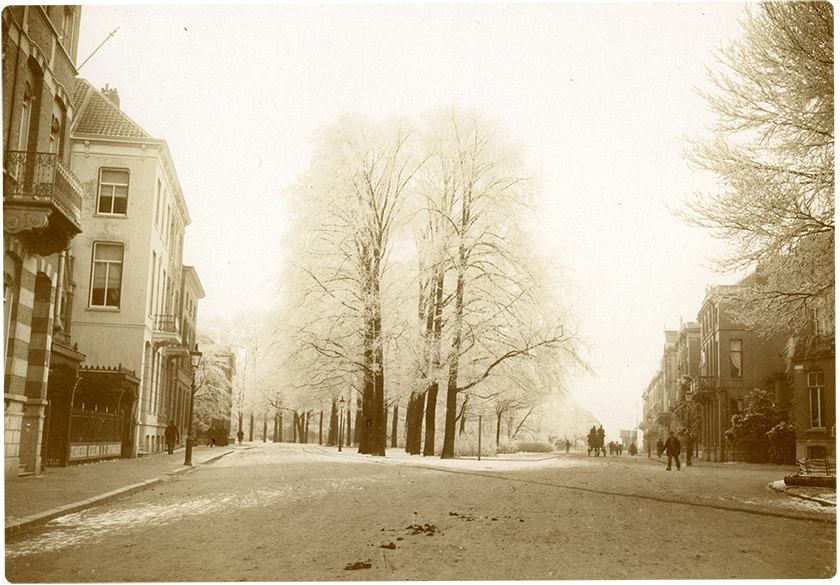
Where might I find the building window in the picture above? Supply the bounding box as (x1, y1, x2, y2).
(729, 339, 742, 378)
(62, 7, 75, 49)
(810, 307, 829, 336)
(90, 242, 123, 308)
(808, 372, 826, 429)
(97, 168, 129, 215)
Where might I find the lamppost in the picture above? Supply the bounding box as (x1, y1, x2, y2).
(338, 396, 345, 452)
(183, 346, 202, 466)
(646, 415, 652, 458)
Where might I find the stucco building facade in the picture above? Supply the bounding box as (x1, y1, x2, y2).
(67, 78, 203, 459)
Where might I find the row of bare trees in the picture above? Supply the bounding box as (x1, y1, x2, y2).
(269, 107, 585, 458)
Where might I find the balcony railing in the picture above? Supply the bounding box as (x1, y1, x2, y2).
(4, 150, 84, 228)
(154, 314, 180, 334)
(690, 376, 718, 396)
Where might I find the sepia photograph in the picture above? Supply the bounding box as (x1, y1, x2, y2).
(3, 2, 835, 581)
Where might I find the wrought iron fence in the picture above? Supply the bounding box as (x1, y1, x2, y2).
(69, 408, 124, 443)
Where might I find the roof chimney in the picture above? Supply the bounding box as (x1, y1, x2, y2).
(101, 83, 120, 109)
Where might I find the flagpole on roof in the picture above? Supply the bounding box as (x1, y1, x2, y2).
(78, 27, 119, 71)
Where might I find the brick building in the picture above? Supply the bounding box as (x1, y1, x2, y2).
(689, 273, 792, 461)
(3, 5, 85, 477)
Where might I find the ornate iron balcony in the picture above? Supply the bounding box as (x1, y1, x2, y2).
(4, 150, 84, 228)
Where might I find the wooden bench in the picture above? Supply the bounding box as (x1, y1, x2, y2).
(785, 458, 837, 487)
(797, 458, 836, 477)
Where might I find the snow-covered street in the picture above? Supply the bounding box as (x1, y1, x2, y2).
(6, 443, 835, 581)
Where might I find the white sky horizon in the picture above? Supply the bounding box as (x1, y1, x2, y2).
(76, 2, 750, 437)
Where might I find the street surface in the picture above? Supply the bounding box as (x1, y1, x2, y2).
(5, 443, 836, 581)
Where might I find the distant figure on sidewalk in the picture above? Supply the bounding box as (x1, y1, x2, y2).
(237, 429, 244, 444)
(165, 421, 179, 454)
(565, 439, 570, 453)
(663, 431, 682, 471)
(629, 442, 637, 456)
(207, 425, 217, 447)
(656, 438, 664, 458)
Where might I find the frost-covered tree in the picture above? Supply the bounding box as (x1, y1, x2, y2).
(678, 2, 834, 334)
(419, 109, 584, 459)
(281, 115, 422, 455)
(191, 333, 234, 435)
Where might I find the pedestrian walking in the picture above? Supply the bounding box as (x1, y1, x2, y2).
(237, 429, 244, 444)
(565, 439, 570, 453)
(164, 421, 180, 454)
(656, 438, 664, 458)
(663, 431, 681, 471)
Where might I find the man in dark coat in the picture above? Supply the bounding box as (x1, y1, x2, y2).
(164, 421, 179, 454)
(663, 431, 682, 471)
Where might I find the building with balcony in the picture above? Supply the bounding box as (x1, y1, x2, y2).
(66, 78, 203, 459)
(639, 330, 678, 456)
(689, 272, 792, 462)
(3, 5, 85, 477)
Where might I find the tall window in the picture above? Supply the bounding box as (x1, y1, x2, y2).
(90, 242, 123, 308)
(810, 308, 829, 336)
(808, 372, 826, 428)
(148, 251, 156, 315)
(154, 180, 162, 226)
(62, 7, 75, 49)
(729, 339, 743, 378)
(97, 168, 129, 215)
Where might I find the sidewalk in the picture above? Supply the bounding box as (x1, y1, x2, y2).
(4, 444, 248, 537)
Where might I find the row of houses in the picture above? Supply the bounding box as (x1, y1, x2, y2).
(640, 271, 835, 462)
(3, 6, 224, 477)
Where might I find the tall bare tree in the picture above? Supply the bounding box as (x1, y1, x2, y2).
(419, 109, 584, 459)
(282, 115, 423, 455)
(677, 2, 834, 334)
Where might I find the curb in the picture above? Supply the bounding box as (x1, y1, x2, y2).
(5, 449, 237, 539)
(5, 478, 163, 539)
(768, 481, 836, 507)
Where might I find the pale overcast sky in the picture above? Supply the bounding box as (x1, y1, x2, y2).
(76, 2, 749, 436)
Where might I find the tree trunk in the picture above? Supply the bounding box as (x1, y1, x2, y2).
(371, 259, 387, 456)
(405, 391, 424, 454)
(348, 400, 354, 446)
(328, 400, 338, 446)
(359, 309, 375, 454)
(441, 241, 467, 459)
(423, 270, 445, 456)
(249, 413, 254, 442)
(496, 413, 502, 447)
(354, 399, 363, 446)
(391, 404, 399, 448)
(277, 412, 283, 443)
(441, 366, 460, 458)
(292, 412, 298, 443)
(457, 395, 469, 435)
(423, 383, 438, 456)
(319, 410, 323, 445)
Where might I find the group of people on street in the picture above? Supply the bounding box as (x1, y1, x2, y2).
(580, 424, 680, 470)
(164, 421, 251, 453)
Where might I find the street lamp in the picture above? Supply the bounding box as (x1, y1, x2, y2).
(338, 396, 345, 452)
(183, 345, 202, 466)
(646, 415, 652, 458)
